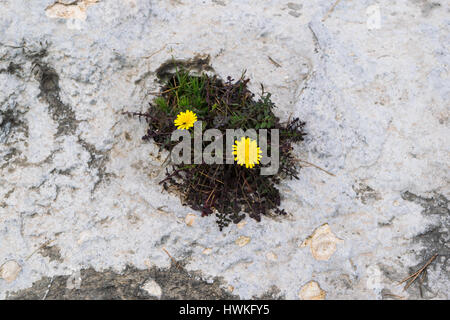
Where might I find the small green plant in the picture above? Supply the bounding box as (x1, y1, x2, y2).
(128, 67, 306, 230)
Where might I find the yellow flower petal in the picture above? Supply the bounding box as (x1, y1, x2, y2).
(174, 109, 197, 130)
(232, 137, 262, 169)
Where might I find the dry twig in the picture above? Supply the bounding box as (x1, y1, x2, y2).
(26, 239, 56, 261)
(322, 0, 342, 22)
(382, 292, 406, 300)
(162, 247, 182, 270)
(142, 43, 180, 60)
(268, 56, 282, 68)
(398, 254, 438, 291)
(294, 158, 335, 177)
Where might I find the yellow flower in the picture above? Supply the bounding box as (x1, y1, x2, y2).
(174, 110, 197, 130)
(232, 137, 262, 169)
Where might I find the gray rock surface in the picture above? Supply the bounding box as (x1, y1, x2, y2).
(6, 264, 238, 300)
(0, 0, 448, 299)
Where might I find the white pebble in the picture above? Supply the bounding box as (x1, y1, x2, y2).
(142, 278, 162, 299)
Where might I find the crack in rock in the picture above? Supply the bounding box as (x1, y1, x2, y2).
(353, 182, 382, 205)
(0, 102, 24, 144)
(410, 0, 441, 17)
(0, 62, 22, 76)
(40, 244, 63, 263)
(401, 191, 449, 298)
(35, 63, 78, 137)
(0, 100, 28, 169)
(77, 138, 113, 192)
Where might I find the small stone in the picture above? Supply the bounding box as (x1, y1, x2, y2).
(45, 0, 98, 20)
(77, 230, 92, 245)
(0, 260, 22, 283)
(266, 252, 278, 261)
(235, 236, 251, 247)
(66, 270, 82, 290)
(142, 278, 162, 299)
(227, 285, 234, 293)
(298, 281, 326, 300)
(185, 213, 196, 226)
(202, 248, 212, 255)
(237, 220, 247, 229)
(301, 223, 343, 261)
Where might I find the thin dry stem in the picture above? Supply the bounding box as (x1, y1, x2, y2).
(398, 254, 438, 291)
(294, 158, 336, 177)
(322, 0, 342, 22)
(162, 247, 182, 270)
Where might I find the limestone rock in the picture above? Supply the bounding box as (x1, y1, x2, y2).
(235, 236, 251, 247)
(185, 213, 196, 227)
(298, 281, 326, 300)
(202, 248, 212, 255)
(266, 252, 278, 261)
(0, 0, 448, 300)
(45, 0, 99, 20)
(141, 278, 162, 299)
(0, 261, 22, 283)
(237, 221, 247, 229)
(301, 224, 343, 261)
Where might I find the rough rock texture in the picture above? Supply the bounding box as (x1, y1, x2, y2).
(0, 0, 448, 299)
(5, 264, 238, 300)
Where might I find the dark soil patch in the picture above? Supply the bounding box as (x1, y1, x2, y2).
(7, 264, 238, 300)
